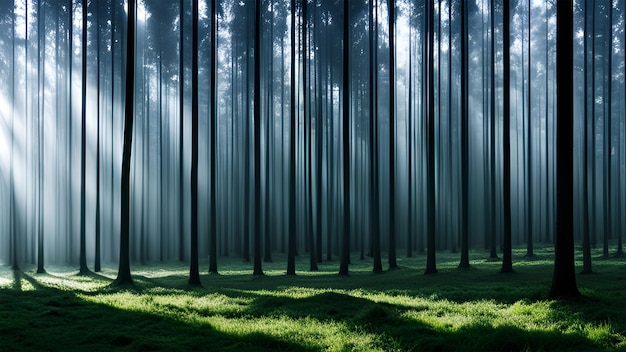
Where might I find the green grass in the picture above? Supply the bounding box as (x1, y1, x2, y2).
(1, 246, 625, 351)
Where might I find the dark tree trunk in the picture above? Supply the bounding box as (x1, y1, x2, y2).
(253, 0, 264, 276)
(114, 0, 136, 286)
(388, 0, 398, 270)
(526, 0, 534, 258)
(338, 0, 350, 276)
(425, 0, 437, 275)
(549, 0, 580, 300)
(179, 0, 185, 263)
(79, 0, 89, 275)
(488, 0, 498, 261)
(501, 0, 513, 274)
(370, 0, 382, 274)
(208, 0, 218, 275)
(459, 0, 470, 270)
(95, 0, 102, 272)
(36, 0, 45, 275)
(188, 0, 201, 286)
(286, 0, 297, 276)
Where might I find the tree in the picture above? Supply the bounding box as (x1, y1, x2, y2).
(501, 0, 513, 274)
(208, 0, 218, 275)
(549, 0, 580, 299)
(95, 0, 102, 273)
(286, 0, 297, 276)
(178, 0, 185, 263)
(387, 0, 398, 271)
(188, 0, 201, 286)
(424, 0, 436, 275)
(459, 0, 470, 270)
(488, 0, 499, 261)
(79, 0, 90, 276)
(253, 0, 264, 276)
(581, 0, 592, 274)
(370, 0, 382, 274)
(114, 0, 136, 286)
(338, 0, 350, 277)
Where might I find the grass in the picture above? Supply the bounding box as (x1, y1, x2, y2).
(1, 246, 625, 351)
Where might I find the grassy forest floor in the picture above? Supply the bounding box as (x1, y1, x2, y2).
(1, 246, 625, 351)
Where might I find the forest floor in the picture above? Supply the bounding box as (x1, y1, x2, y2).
(1, 246, 625, 351)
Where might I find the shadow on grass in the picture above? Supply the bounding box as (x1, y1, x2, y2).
(0, 272, 314, 352)
(3, 269, 624, 351)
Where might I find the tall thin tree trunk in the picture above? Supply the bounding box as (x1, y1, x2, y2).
(114, 0, 136, 286)
(253, 0, 264, 276)
(79, 0, 89, 275)
(489, 0, 498, 260)
(95, 0, 102, 272)
(188, 0, 201, 285)
(287, 0, 297, 276)
(209, 0, 218, 274)
(459, 0, 470, 270)
(425, 0, 437, 275)
(370, 0, 382, 273)
(388, 0, 398, 270)
(501, 0, 513, 274)
(581, 0, 592, 274)
(179, 0, 185, 263)
(338, 0, 351, 276)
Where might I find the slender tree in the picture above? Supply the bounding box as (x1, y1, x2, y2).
(425, 0, 437, 275)
(338, 0, 350, 276)
(114, 0, 136, 286)
(388, 0, 398, 270)
(549, 0, 580, 299)
(189, 0, 201, 285)
(489, 0, 499, 260)
(526, 0, 534, 258)
(179, 0, 185, 263)
(253, 0, 264, 276)
(286, 0, 297, 276)
(501, 0, 513, 274)
(79, 0, 90, 276)
(370, 0, 382, 273)
(95, 0, 102, 272)
(208, 0, 218, 274)
(581, 0, 592, 274)
(459, 0, 470, 270)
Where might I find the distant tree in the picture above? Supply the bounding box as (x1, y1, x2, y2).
(501, 0, 513, 274)
(549, 0, 580, 299)
(338, 0, 350, 276)
(526, 0, 534, 258)
(581, 0, 592, 274)
(114, 0, 136, 286)
(253, 0, 264, 276)
(189, 0, 201, 286)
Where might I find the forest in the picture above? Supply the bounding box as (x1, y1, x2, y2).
(0, 0, 625, 350)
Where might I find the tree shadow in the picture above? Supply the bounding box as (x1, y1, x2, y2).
(0, 276, 315, 351)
